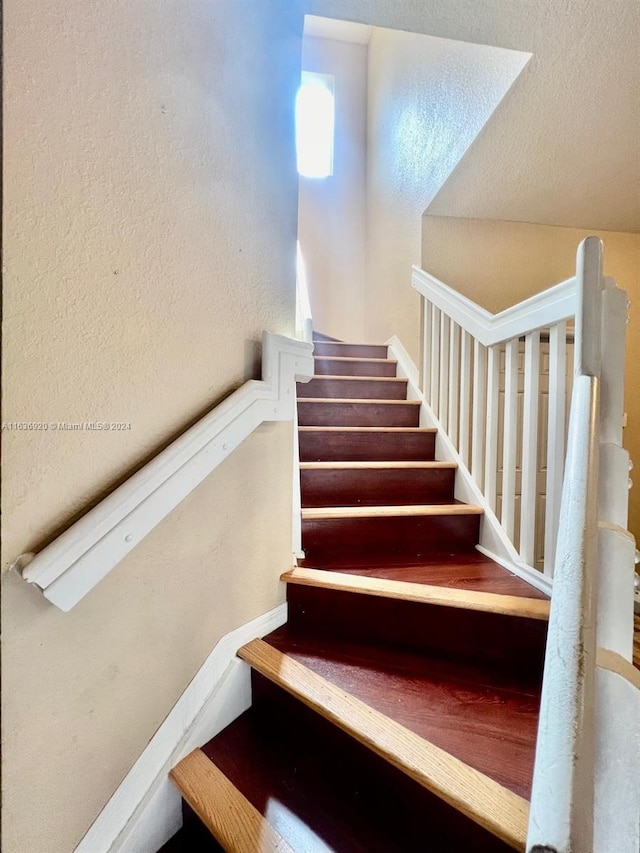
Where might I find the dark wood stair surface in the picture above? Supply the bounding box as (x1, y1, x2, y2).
(313, 356, 398, 377)
(299, 426, 437, 461)
(199, 678, 515, 853)
(168, 337, 548, 852)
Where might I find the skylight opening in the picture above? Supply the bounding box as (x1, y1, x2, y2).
(296, 71, 335, 178)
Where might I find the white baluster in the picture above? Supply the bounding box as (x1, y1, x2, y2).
(448, 322, 460, 450)
(472, 340, 488, 489)
(484, 345, 500, 511)
(423, 299, 432, 402)
(430, 306, 441, 417)
(501, 339, 519, 540)
(544, 321, 566, 576)
(459, 331, 472, 468)
(520, 330, 541, 565)
(439, 313, 450, 430)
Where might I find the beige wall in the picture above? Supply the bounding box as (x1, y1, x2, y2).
(297, 36, 367, 341)
(364, 26, 529, 357)
(422, 215, 640, 539)
(2, 0, 303, 850)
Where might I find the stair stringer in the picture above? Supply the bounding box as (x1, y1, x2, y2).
(387, 335, 552, 597)
(74, 603, 287, 853)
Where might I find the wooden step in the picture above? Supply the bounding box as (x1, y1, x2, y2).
(282, 567, 550, 621)
(298, 398, 421, 427)
(313, 342, 388, 358)
(199, 684, 515, 852)
(300, 461, 456, 506)
(285, 574, 547, 674)
(238, 639, 530, 850)
(313, 356, 398, 377)
(170, 748, 293, 852)
(298, 426, 437, 462)
(312, 331, 342, 342)
(297, 375, 408, 400)
(301, 504, 483, 559)
(298, 550, 549, 598)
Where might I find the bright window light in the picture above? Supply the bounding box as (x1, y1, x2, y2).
(296, 71, 335, 178)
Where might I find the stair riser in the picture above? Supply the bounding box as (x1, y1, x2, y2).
(299, 430, 436, 462)
(300, 467, 455, 507)
(285, 585, 548, 677)
(314, 358, 397, 377)
(301, 514, 481, 556)
(298, 378, 408, 399)
(298, 401, 420, 427)
(313, 343, 388, 358)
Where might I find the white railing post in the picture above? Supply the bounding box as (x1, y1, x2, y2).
(544, 321, 567, 576)
(448, 322, 461, 449)
(501, 339, 519, 542)
(471, 340, 487, 489)
(520, 331, 541, 565)
(484, 345, 500, 510)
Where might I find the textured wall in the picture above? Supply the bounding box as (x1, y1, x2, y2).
(365, 26, 528, 357)
(308, 0, 640, 232)
(422, 215, 640, 540)
(2, 0, 303, 849)
(297, 36, 368, 342)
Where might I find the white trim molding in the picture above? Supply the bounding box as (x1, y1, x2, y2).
(412, 266, 577, 347)
(75, 603, 288, 853)
(20, 332, 314, 611)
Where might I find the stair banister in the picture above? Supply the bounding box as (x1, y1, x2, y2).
(18, 332, 314, 611)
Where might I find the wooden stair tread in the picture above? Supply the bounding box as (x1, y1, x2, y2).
(282, 567, 550, 621)
(313, 355, 398, 363)
(170, 748, 294, 852)
(299, 397, 420, 404)
(298, 552, 549, 598)
(299, 460, 455, 469)
(238, 638, 530, 850)
(200, 697, 514, 852)
(304, 374, 407, 382)
(298, 426, 436, 432)
(301, 503, 483, 519)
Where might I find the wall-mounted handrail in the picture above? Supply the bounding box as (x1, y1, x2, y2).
(20, 332, 314, 611)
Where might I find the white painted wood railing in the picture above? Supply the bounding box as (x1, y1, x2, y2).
(527, 238, 638, 853)
(413, 265, 578, 576)
(415, 237, 637, 851)
(20, 332, 314, 611)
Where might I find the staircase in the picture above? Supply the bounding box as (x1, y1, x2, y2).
(165, 335, 550, 852)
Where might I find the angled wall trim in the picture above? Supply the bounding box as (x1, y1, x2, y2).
(20, 333, 314, 611)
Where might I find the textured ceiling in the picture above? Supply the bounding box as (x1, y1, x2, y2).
(306, 0, 640, 232)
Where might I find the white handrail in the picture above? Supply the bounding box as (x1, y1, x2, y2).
(527, 373, 599, 851)
(527, 237, 637, 853)
(412, 266, 577, 347)
(20, 332, 314, 611)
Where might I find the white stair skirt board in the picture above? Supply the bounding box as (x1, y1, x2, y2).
(75, 603, 288, 853)
(386, 335, 552, 598)
(19, 332, 314, 611)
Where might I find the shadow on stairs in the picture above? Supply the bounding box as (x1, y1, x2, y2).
(166, 339, 549, 852)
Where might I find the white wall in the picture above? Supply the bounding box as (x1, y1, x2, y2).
(364, 26, 528, 357)
(297, 36, 368, 341)
(2, 0, 303, 850)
